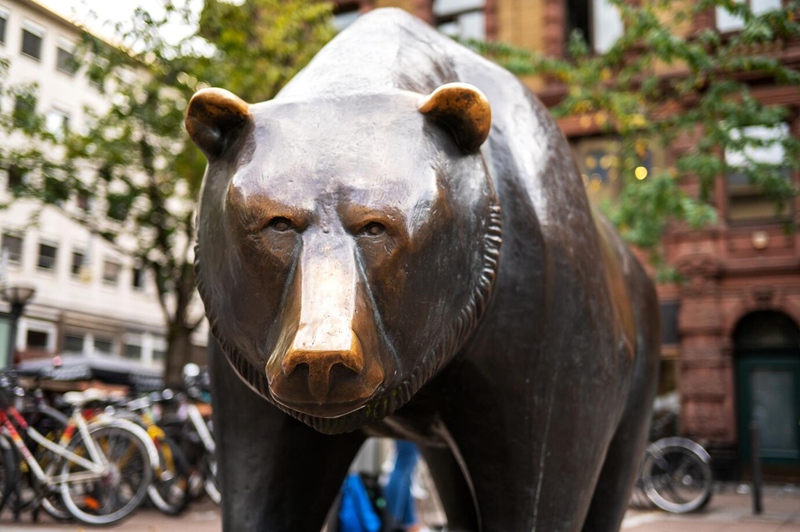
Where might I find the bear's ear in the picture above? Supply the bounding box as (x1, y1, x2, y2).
(185, 88, 251, 158)
(419, 82, 491, 153)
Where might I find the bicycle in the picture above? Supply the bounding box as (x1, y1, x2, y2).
(123, 391, 192, 515)
(635, 436, 714, 513)
(0, 373, 160, 525)
(162, 363, 220, 504)
(1, 379, 72, 522)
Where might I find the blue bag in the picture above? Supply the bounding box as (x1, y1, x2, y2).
(338, 473, 382, 532)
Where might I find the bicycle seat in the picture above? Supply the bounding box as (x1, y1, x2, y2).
(62, 388, 110, 406)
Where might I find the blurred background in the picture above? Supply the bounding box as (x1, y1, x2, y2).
(0, 0, 797, 490)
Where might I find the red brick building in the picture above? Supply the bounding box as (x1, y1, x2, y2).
(333, 0, 800, 478)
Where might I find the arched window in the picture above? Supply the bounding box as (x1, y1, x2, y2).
(733, 310, 799, 351)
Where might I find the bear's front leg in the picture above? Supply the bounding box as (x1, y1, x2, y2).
(430, 352, 623, 532)
(209, 338, 366, 531)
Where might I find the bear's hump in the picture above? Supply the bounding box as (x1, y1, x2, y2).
(278, 8, 464, 100)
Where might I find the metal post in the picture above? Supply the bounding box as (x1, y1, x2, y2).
(749, 420, 763, 515)
(3, 301, 23, 371)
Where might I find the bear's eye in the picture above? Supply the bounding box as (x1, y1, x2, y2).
(361, 222, 386, 236)
(268, 217, 293, 232)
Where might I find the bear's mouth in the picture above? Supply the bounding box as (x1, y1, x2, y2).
(270, 393, 377, 419)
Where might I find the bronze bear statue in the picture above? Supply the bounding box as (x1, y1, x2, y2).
(187, 8, 659, 532)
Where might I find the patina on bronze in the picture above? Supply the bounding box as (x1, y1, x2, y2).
(188, 8, 659, 532)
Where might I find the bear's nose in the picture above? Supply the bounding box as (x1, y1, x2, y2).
(282, 321, 365, 402)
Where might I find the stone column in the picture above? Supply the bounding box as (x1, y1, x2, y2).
(676, 253, 735, 445)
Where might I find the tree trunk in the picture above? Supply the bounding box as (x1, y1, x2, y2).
(163, 323, 195, 389)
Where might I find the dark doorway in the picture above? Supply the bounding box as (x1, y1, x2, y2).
(734, 311, 800, 468)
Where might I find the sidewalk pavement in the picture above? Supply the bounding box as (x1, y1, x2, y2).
(622, 483, 800, 531)
(0, 498, 222, 532)
(0, 483, 798, 531)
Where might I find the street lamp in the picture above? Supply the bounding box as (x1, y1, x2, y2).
(1, 284, 36, 370)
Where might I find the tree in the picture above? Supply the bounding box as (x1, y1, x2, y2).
(195, 0, 336, 102)
(4, 0, 334, 386)
(476, 0, 800, 275)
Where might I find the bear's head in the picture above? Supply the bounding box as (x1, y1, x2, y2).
(187, 84, 502, 434)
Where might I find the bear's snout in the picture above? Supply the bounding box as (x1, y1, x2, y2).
(264, 228, 386, 417)
(283, 322, 365, 401)
(269, 323, 384, 416)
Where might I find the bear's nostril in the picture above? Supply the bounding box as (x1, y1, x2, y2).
(270, 330, 378, 407)
(282, 349, 363, 376)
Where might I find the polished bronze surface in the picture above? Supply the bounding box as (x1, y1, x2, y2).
(418, 82, 492, 153)
(185, 88, 250, 157)
(189, 8, 660, 532)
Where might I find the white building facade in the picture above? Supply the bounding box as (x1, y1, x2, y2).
(0, 0, 193, 376)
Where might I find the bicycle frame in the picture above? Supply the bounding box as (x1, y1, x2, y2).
(0, 404, 107, 488)
(186, 402, 215, 455)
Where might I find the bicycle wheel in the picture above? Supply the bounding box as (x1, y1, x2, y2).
(147, 435, 191, 515)
(641, 437, 713, 513)
(200, 452, 221, 504)
(0, 434, 18, 514)
(59, 422, 153, 526)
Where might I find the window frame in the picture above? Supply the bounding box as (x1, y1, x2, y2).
(44, 107, 70, 140)
(92, 335, 116, 357)
(1, 232, 23, 265)
(0, 6, 10, 46)
(433, 0, 487, 41)
(131, 262, 146, 291)
(62, 332, 86, 355)
(101, 257, 121, 285)
(724, 123, 793, 224)
(123, 332, 143, 361)
(20, 19, 45, 61)
(36, 241, 58, 272)
(565, 0, 624, 55)
(19, 318, 57, 353)
(70, 249, 85, 278)
(55, 36, 78, 75)
(715, 0, 783, 33)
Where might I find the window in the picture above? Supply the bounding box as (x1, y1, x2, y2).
(93, 337, 115, 356)
(0, 8, 9, 45)
(6, 165, 27, 190)
(571, 137, 622, 203)
(21, 21, 44, 61)
(63, 334, 85, 354)
(131, 264, 145, 291)
(55, 38, 78, 75)
(71, 250, 84, 277)
(37, 242, 57, 271)
(726, 123, 791, 223)
(152, 335, 166, 363)
(124, 332, 143, 360)
(124, 343, 142, 360)
(102, 259, 121, 285)
(660, 301, 680, 346)
(45, 109, 69, 140)
(1, 233, 22, 264)
(333, 2, 360, 31)
(26, 329, 49, 350)
(13, 95, 37, 130)
(717, 0, 782, 32)
(572, 136, 665, 203)
(434, 0, 486, 41)
(76, 190, 91, 211)
(566, 0, 623, 54)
